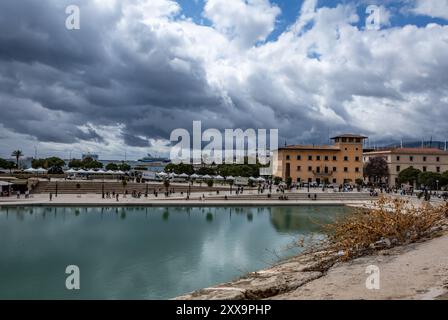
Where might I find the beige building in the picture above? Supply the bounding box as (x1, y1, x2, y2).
(363, 148, 448, 186)
(273, 134, 367, 185)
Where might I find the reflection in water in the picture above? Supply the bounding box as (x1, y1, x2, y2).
(0, 205, 350, 299)
(270, 207, 348, 233)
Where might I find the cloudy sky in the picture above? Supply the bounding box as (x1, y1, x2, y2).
(0, 0, 447, 160)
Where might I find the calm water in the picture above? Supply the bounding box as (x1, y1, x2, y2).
(0, 206, 350, 300)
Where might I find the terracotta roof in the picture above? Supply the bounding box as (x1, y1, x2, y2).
(279, 145, 340, 151)
(364, 148, 448, 155)
(331, 134, 368, 139)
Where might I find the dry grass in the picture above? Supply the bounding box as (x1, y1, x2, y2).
(299, 197, 448, 271)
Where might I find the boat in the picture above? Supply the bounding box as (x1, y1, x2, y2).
(138, 154, 171, 163)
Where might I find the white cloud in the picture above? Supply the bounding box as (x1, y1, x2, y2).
(203, 0, 281, 48)
(410, 0, 448, 20)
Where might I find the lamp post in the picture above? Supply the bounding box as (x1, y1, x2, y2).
(55, 181, 58, 198)
(436, 180, 439, 192)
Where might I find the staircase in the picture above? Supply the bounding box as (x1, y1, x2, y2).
(31, 181, 228, 195)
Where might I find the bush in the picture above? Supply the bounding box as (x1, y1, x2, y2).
(299, 197, 447, 271)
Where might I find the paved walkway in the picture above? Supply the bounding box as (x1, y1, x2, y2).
(0, 193, 374, 207)
(271, 233, 448, 300)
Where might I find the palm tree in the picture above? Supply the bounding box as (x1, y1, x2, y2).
(11, 150, 23, 170)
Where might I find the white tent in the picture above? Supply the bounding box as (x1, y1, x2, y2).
(0, 181, 13, 186)
(87, 169, 97, 174)
(169, 173, 178, 178)
(157, 172, 168, 177)
(97, 169, 106, 174)
(77, 169, 88, 174)
(202, 175, 213, 180)
(214, 175, 225, 180)
(106, 170, 115, 175)
(35, 167, 47, 174)
(190, 174, 200, 179)
(116, 170, 125, 175)
(249, 177, 256, 181)
(24, 168, 37, 173)
(226, 176, 235, 180)
(179, 173, 189, 179)
(66, 168, 78, 174)
(257, 177, 266, 182)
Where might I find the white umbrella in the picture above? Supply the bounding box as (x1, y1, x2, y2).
(214, 175, 224, 180)
(226, 176, 235, 180)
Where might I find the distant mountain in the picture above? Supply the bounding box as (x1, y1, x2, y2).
(384, 141, 447, 150)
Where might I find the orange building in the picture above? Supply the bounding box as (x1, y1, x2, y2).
(272, 134, 367, 185)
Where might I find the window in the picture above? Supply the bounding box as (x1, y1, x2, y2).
(316, 155, 321, 161)
(297, 155, 301, 160)
(333, 156, 337, 161)
(286, 155, 290, 160)
(355, 167, 360, 173)
(423, 156, 427, 162)
(410, 156, 414, 162)
(308, 166, 312, 172)
(316, 167, 321, 173)
(423, 166, 427, 172)
(325, 167, 329, 173)
(333, 178, 337, 183)
(344, 156, 349, 161)
(333, 167, 337, 172)
(344, 167, 348, 172)
(308, 155, 313, 161)
(437, 167, 441, 173)
(297, 178, 301, 183)
(355, 156, 360, 162)
(396, 166, 401, 172)
(396, 156, 400, 161)
(324, 156, 329, 161)
(297, 166, 301, 171)
(437, 157, 440, 162)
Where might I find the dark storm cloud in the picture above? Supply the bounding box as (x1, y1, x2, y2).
(0, 0, 224, 147)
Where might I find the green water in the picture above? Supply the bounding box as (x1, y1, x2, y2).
(0, 206, 350, 300)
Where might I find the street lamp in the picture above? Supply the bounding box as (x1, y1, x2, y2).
(55, 181, 58, 198)
(436, 180, 439, 192)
